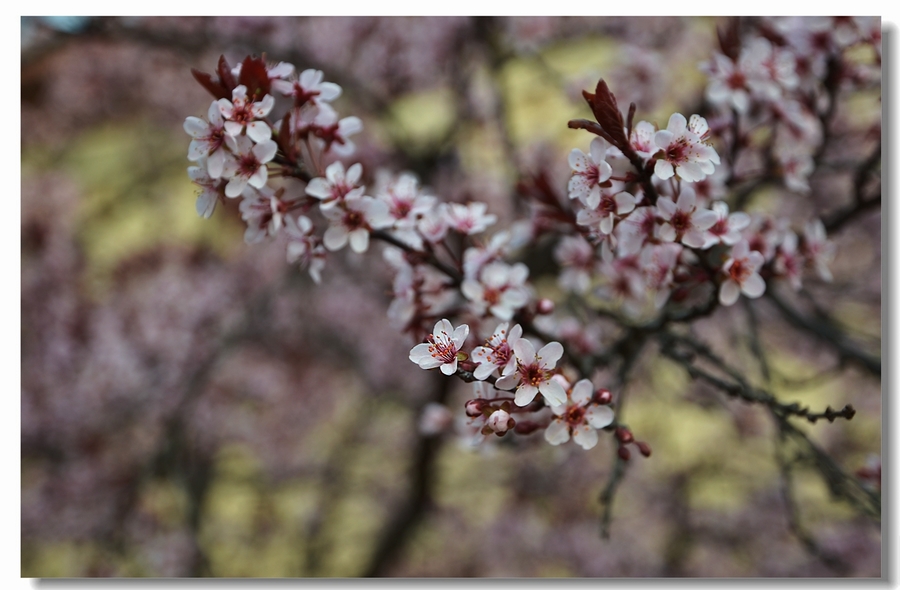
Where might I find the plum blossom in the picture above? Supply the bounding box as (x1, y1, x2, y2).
(802, 219, 835, 282)
(184, 101, 229, 178)
(554, 235, 595, 293)
(409, 319, 470, 375)
(220, 135, 277, 198)
(187, 164, 224, 219)
(653, 113, 721, 182)
(305, 161, 365, 210)
(495, 339, 567, 407)
(657, 189, 718, 248)
(321, 196, 392, 253)
(576, 191, 637, 235)
(308, 103, 363, 157)
(568, 137, 613, 205)
(702, 201, 751, 248)
(616, 206, 659, 257)
(285, 215, 326, 284)
(471, 322, 523, 380)
(719, 240, 766, 306)
(485, 408, 515, 435)
(273, 68, 342, 108)
(445, 202, 497, 235)
(773, 230, 803, 290)
(544, 378, 615, 450)
(629, 120, 661, 161)
(461, 261, 530, 321)
(217, 85, 275, 143)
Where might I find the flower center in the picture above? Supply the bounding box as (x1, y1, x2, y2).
(426, 334, 457, 363)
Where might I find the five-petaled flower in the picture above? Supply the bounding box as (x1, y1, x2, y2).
(495, 339, 567, 407)
(409, 319, 470, 375)
(544, 378, 615, 450)
(719, 240, 766, 306)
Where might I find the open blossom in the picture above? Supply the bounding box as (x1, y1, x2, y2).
(495, 339, 567, 407)
(445, 202, 497, 235)
(321, 196, 392, 253)
(616, 206, 659, 257)
(471, 322, 523, 380)
(702, 201, 751, 248)
(305, 161, 365, 210)
(240, 185, 291, 244)
(308, 103, 363, 157)
(657, 189, 718, 248)
(568, 137, 613, 205)
(272, 68, 342, 108)
(629, 120, 660, 161)
(773, 230, 803, 290)
(544, 378, 615, 450)
(802, 219, 835, 282)
(220, 135, 277, 198)
(409, 319, 469, 375)
(184, 101, 229, 178)
(285, 215, 326, 284)
(217, 85, 275, 143)
(719, 240, 766, 306)
(187, 164, 224, 219)
(653, 113, 720, 182)
(576, 190, 637, 235)
(554, 235, 595, 293)
(461, 261, 530, 321)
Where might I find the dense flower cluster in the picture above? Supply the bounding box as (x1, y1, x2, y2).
(183, 19, 872, 453)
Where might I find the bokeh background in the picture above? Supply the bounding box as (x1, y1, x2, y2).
(21, 16, 881, 577)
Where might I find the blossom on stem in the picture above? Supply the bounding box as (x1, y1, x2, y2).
(471, 322, 523, 380)
(321, 195, 391, 253)
(495, 339, 567, 407)
(445, 202, 497, 235)
(544, 378, 615, 450)
(184, 101, 229, 178)
(702, 201, 751, 248)
(657, 188, 718, 248)
(217, 85, 275, 143)
(187, 164, 225, 219)
(719, 240, 766, 306)
(285, 215, 326, 284)
(273, 68, 342, 108)
(220, 135, 277, 198)
(653, 113, 720, 182)
(409, 319, 470, 375)
(305, 161, 365, 210)
(568, 137, 613, 205)
(461, 261, 530, 321)
(802, 219, 835, 282)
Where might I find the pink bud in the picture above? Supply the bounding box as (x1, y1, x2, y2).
(536, 298, 555, 315)
(487, 409, 515, 434)
(615, 427, 633, 444)
(636, 441, 652, 457)
(593, 388, 612, 405)
(465, 399, 485, 417)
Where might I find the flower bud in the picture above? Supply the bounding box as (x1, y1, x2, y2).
(536, 298, 555, 315)
(636, 441, 652, 457)
(465, 399, 486, 417)
(486, 409, 515, 435)
(615, 427, 633, 444)
(593, 388, 612, 405)
(618, 445, 631, 461)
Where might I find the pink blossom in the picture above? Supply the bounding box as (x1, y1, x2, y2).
(445, 202, 497, 235)
(409, 319, 470, 375)
(653, 113, 721, 182)
(461, 261, 530, 321)
(802, 219, 835, 282)
(719, 240, 766, 306)
(321, 196, 392, 253)
(495, 339, 567, 407)
(220, 135, 277, 198)
(272, 68, 342, 108)
(544, 378, 615, 450)
(702, 201, 751, 248)
(471, 322, 523, 380)
(184, 101, 229, 178)
(305, 161, 365, 210)
(568, 137, 613, 205)
(656, 189, 718, 248)
(217, 85, 275, 144)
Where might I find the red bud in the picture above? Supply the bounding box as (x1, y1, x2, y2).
(618, 446, 631, 461)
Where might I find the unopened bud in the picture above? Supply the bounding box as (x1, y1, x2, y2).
(618, 446, 631, 461)
(536, 298, 555, 315)
(513, 420, 540, 435)
(486, 409, 515, 435)
(593, 388, 612, 405)
(615, 427, 633, 444)
(636, 441, 652, 457)
(465, 399, 485, 417)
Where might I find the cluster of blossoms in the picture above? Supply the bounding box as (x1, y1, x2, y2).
(182, 25, 863, 454)
(184, 55, 629, 453)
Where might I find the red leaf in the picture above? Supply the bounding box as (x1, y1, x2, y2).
(238, 56, 271, 102)
(190, 68, 230, 100)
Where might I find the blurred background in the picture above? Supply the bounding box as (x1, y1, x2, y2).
(21, 16, 881, 577)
